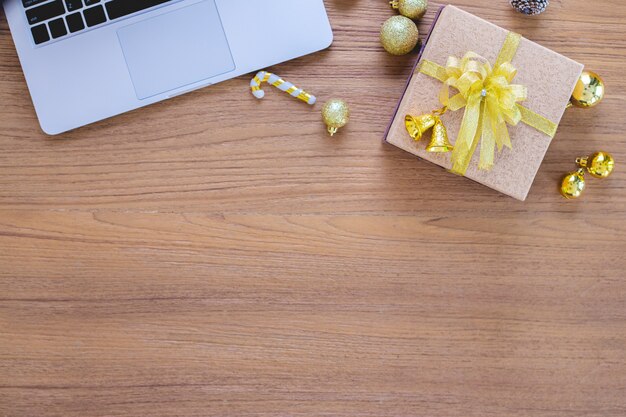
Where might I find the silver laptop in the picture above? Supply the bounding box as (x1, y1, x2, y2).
(4, 0, 333, 135)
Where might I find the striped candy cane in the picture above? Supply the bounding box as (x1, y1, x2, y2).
(250, 71, 316, 105)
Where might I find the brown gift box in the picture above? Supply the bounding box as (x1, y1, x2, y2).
(384, 5, 584, 201)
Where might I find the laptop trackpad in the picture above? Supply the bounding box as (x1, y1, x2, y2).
(118, 0, 235, 100)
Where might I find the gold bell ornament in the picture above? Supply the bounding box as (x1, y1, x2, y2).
(569, 70, 605, 109)
(404, 113, 436, 141)
(389, 0, 428, 20)
(404, 107, 454, 153)
(427, 118, 454, 153)
(560, 151, 614, 199)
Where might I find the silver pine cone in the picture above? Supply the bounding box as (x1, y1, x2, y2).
(510, 0, 549, 15)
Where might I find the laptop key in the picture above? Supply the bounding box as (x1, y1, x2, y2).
(30, 23, 50, 44)
(105, 0, 172, 20)
(83, 5, 107, 27)
(66, 12, 85, 33)
(26, 0, 65, 25)
(84, 0, 100, 5)
(64, 0, 83, 12)
(22, 0, 48, 8)
(48, 17, 68, 38)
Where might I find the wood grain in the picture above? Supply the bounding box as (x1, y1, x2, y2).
(1, 1, 625, 416)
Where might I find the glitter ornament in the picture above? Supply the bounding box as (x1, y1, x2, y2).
(322, 99, 350, 136)
(510, 0, 549, 16)
(380, 16, 419, 56)
(389, 0, 428, 20)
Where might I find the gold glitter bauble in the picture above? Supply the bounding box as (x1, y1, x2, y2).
(380, 16, 419, 56)
(322, 99, 350, 136)
(390, 0, 428, 20)
(560, 169, 586, 199)
(570, 71, 605, 108)
(577, 151, 615, 179)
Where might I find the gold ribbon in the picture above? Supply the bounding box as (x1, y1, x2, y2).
(419, 32, 558, 175)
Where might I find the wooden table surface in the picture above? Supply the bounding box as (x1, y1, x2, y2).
(1, 1, 625, 416)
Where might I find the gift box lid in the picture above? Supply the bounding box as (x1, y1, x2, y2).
(384, 5, 584, 201)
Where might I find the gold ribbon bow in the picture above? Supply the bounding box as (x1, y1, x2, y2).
(419, 32, 558, 175)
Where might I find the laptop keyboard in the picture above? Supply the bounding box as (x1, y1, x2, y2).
(24, 0, 174, 45)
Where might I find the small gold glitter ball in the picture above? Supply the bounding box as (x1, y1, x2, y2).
(571, 71, 605, 108)
(322, 99, 350, 136)
(578, 151, 615, 179)
(380, 16, 419, 56)
(560, 169, 586, 199)
(391, 0, 428, 20)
